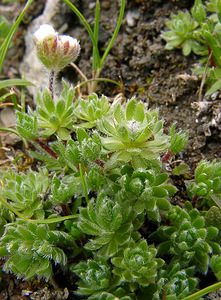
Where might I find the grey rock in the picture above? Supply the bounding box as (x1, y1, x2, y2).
(126, 10, 140, 27)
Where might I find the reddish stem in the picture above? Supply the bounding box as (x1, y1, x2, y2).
(35, 139, 57, 158)
(191, 195, 199, 208)
(162, 150, 173, 163)
(208, 47, 216, 67)
(60, 204, 72, 216)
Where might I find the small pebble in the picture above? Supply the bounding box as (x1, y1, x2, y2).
(126, 10, 140, 27)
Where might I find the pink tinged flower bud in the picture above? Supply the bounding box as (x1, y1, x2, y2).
(59, 35, 81, 67)
(63, 40, 70, 55)
(33, 24, 80, 71)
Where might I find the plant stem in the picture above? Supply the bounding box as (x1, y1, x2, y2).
(162, 150, 173, 163)
(70, 62, 89, 94)
(70, 62, 88, 82)
(35, 139, 57, 159)
(89, 68, 101, 93)
(79, 163, 89, 205)
(0, 196, 77, 224)
(198, 51, 212, 101)
(60, 204, 72, 216)
(0, 127, 20, 136)
(49, 70, 55, 99)
(28, 215, 78, 224)
(10, 89, 19, 110)
(183, 281, 221, 300)
(75, 76, 122, 91)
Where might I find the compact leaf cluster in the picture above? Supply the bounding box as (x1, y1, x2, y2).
(0, 82, 221, 299)
(0, 221, 70, 280)
(161, 0, 221, 95)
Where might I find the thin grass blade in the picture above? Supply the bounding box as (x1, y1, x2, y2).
(100, 0, 126, 67)
(0, 79, 33, 90)
(63, 0, 100, 65)
(0, 0, 34, 73)
(93, 0, 101, 69)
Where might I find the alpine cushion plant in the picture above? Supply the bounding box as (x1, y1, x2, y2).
(78, 192, 133, 257)
(98, 99, 169, 169)
(72, 257, 135, 299)
(2, 16, 221, 300)
(161, 0, 221, 95)
(161, 0, 207, 56)
(72, 258, 113, 297)
(35, 82, 76, 139)
(154, 203, 221, 274)
(151, 263, 198, 300)
(187, 160, 221, 208)
(0, 169, 49, 219)
(74, 93, 111, 128)
(161, 10, 202, 56)
(0, 221, 70, 280)
(112, 239, 164, 290)
(115, 167, 177, 222)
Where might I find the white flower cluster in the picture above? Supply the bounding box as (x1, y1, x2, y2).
(33, 24, 80, 71)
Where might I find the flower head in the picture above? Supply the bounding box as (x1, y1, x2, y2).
(33, 24, 80, 71)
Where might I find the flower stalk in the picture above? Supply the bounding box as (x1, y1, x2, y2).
(49, 70, 55, 99)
